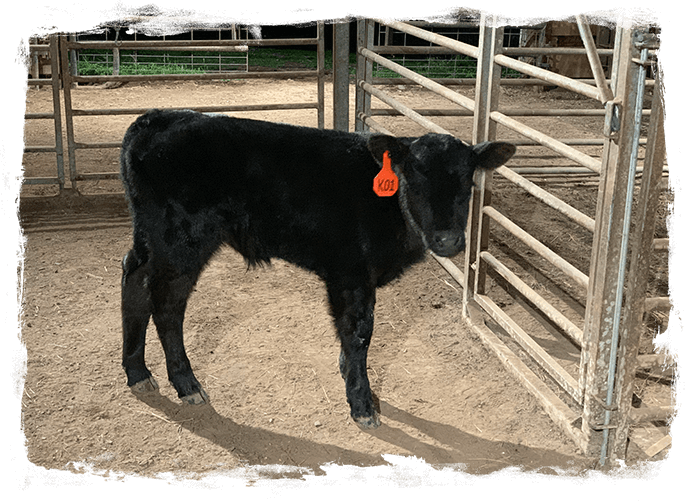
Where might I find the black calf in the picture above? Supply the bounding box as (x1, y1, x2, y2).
(120, 109, 515, 429)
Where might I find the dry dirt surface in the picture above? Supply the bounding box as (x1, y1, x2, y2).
(19, 77, 669, 481)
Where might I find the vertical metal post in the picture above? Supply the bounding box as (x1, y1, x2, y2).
(113, 28, 121, 77)
(333, 22, 350, 132)
(69, 34, 79, 80)
(580, 27, 645, 465)
(611, 58, 665, 461)
(49, 35, 65, 191)
(316, 22, 325, 129)
(59, 34, 78, 191)
(355, 19, 374, 132)
(463, 19, 503, 313)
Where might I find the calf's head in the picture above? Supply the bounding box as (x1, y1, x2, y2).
(368, 134, 516, 257)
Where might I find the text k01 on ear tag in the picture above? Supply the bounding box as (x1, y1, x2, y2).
(373, 150, 398, 197)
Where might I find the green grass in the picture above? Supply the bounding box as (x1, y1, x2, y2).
(76, 47, 521, 79)
(78, 60, 206, 76)
(248, 48, 329, 69)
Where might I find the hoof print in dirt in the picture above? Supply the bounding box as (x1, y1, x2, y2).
(130, 377, 159, 394)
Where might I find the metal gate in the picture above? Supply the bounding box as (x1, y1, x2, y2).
(355, 17, 670, 466)
(23, 26, 326, 193)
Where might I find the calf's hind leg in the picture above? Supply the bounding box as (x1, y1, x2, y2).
(121, 247, 157, 392)
(149, 263, 209, 405)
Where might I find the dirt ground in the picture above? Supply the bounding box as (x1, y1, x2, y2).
(19, 77, 671, 480)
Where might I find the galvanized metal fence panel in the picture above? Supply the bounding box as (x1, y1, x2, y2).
(355, 18, 670, 465)
(57, 25, 326, 191)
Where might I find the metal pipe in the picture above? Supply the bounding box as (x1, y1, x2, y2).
(372, 77, 654, 87)
(483, 206, 590, 291)
(371, 107, 611, 117)
(65, 38, 320, 49)
(372, 45, 614, 56)
(316, 21, 325, 129)
(480, 251, 584, 346)
(68, 102, 319, 117)
(599, 42, 649, 467)
(503, 47, 614, 56)
(375, 19, 479, 59)
(495, 166, 596, 232)
(575, 15, 615, 104)
(489, 111, 603, 172)
(332, 22, 350, 132)
(359, 81, 451, 135)
(493, 53, 604, 101)
(359, 48, 476, 112)
(430, 252, 465, 287)
(629, 406, 673, 424)
(474, 289, 582, 403)
(357, 113, 394, 135)
(116, 46, 249, 52)
(71, 69, 318, 83)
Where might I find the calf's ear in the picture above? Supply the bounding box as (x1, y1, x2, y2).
(367, 135, 410, 168)
(472, 141, 516, 170)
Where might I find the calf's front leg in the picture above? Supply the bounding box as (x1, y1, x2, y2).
(327, 283, 380, 429)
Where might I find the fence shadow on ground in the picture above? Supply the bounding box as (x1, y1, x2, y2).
(19, 191, 132, 233)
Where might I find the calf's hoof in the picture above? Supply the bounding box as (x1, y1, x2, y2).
(181, 388, 210, 405)
(130, 376, 159, 394)
(353, 412, 381, 430)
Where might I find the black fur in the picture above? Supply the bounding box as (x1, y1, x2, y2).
(120, 109, 515, 428)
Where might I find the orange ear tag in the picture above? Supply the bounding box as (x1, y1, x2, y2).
(373, 150, 398, 197)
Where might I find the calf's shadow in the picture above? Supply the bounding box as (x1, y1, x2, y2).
(134, 391, 591, 478)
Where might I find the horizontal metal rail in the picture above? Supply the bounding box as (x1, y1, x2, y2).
(24, 145, 61, 153)
(629, 405, 673, 424)
(637, 353, 673, 370)
(480, 251, 584, 346)
(493, 53, 605, 102)
(74, 172, 119, 181)
(27, 78, 55, 85)
(474, 292, 582, 403)
(359, 47, 476, 111)
(495, 166, 596, 232)
(378, 19, 607, 103)
(65, 103, 320, 153)
(357, 113, 394, 135)
(65, 38, 319, 49)
(68, 102, 319, 117)
(371, 108, 610, 117)
(430, 252, 465, 287)
(373, 77, 655, 88)
(464, 301, 586, 450)
(70, 69, 318, 84)
(653, 238, 669, 251)
(483, 206, 590, 291)
(359, 81, 451, 134)
(110, 45, 249, 52)
(376, 19, 479, 59)
(361, 49, 602, 173)
(489, 111, 603, 172)
(373, 45, 614, 56)
(25, 112, 60, 120)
